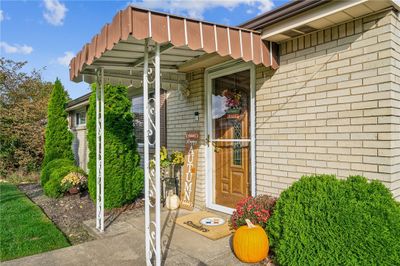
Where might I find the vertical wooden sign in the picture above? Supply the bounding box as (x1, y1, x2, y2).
(180, 131, 200, 210)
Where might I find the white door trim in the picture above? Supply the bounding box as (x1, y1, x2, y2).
(204, 60, 256, 215)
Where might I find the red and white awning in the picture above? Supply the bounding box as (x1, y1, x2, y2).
(70, 6, 279, 82)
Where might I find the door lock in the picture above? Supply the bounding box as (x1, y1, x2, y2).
(206, 135, 221, 152)
(206, 135, 210, 146)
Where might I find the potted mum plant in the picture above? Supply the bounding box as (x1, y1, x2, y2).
(60, 172, 88, 195)
(223, 89, 242, 113)
(150, 146, 173, 176)
(150, 147, 185, 204)
(230, 195, 276, 230)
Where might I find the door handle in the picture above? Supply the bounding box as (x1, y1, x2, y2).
(206, 135, 221, 152)
(206, 135, 210, 146)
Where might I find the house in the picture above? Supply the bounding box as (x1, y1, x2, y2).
(67, 0, 400, 218)
(67, 88, 167, 172)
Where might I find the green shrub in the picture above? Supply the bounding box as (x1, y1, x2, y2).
(87, 84, 143, 209)
(267, 174, 400, 266)
(42, 79, 74, 168)
(40, 158, 74, 187)
(43, 165, 85, 198)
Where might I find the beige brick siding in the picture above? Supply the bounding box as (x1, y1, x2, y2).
(390, 10, 400, 199)
(166, 69, 207, 207)
(255, 9, 400, 199)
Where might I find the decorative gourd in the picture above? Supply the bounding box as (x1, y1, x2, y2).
(233, 219, 269, 263)
(166, 190, 180, 210)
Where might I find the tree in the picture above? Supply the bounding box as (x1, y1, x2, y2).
(42, 79, 74, 167)
(87, 84, 143, 209)
(0, 58, 52, 175)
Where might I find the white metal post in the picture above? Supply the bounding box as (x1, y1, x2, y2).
(250, 65, 256, 197)
(143, 39, 151, 265)
(100, 68, 105, 232)
(96, 68, 105, 232)
(96, 70, 100, 230)
(154, 43, 161, 266)
(144, 40, 161, 266)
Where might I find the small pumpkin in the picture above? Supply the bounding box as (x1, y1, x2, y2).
(166, 190, 180, 210)
(233, 219, 269, 263)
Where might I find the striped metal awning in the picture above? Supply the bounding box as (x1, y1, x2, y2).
(69, 6, 278, 82)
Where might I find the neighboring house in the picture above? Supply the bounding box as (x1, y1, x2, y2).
(67, 94, 90, 172)
(68, 0, 400, 213)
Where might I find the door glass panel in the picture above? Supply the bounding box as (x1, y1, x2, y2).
(233, 121, 242, 165)
(211, 69, 251, 208)
(212, 70, 250, 141)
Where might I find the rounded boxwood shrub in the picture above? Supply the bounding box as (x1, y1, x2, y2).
(40, 158, 75, 187)
(87, 84, 143, 209)
(267, 174, 400, 266)
(43, 164, 85, 198)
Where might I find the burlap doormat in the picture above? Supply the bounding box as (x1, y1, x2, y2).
(176, 211, 233, 240)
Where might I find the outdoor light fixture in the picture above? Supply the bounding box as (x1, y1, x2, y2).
(194, 111, 199, 121)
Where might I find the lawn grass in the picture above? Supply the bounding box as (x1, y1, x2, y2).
(0, 182, 70, 261)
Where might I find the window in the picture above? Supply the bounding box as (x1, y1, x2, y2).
(75, 111, 86, 126)
(132, 96, 144, 144)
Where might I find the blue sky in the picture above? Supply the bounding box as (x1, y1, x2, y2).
(1, 0, 288, 99)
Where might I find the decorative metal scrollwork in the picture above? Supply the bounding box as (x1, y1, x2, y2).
(144, 41, 162, 266)
(95, 68, 105, 232)
(145, 59, 156, 85)
(147, 98, 156, 146)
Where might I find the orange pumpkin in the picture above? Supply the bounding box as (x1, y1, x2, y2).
(233, 219, 269, 263)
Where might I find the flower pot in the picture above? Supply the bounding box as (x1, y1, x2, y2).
(162, 166, 172, 179)
(226, 108, 241, 114)
(69, 187, 79, 194)
(225, 113, 240, 119)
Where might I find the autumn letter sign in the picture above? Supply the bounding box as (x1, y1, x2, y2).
(180, 131, 200, 210)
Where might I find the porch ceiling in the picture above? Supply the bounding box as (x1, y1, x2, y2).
(69, 6, 278, 84)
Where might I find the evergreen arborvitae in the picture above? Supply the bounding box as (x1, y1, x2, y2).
(87, 84, 143, 209)
(42, 79, 74, 167)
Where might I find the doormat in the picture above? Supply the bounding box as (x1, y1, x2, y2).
(176, 211, 233, 240)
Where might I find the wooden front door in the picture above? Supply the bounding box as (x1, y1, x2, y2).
(211, 70, 250, 209)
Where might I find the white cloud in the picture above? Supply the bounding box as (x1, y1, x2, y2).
(246, 9, 254, 14)
(0, 10, 10, 21)
(129, 0, 274, 20)
(0, 42, 33, 54)
(57, 51, 74, 66)
(257, 0, 274, 13)
(43, 0, 67, 26)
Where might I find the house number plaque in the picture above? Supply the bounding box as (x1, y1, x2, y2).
(180, 131, 200, 210)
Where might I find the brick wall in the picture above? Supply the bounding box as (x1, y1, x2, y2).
(390, 10, 400, 199)
(255, 9, 400, 199)
(166, 69, 207, 207)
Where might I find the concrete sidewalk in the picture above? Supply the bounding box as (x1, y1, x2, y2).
(3, 209, 251, 266)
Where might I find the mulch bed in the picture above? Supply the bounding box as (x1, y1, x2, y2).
(18, 183, 96, 245)
(18, 183, 144, 245)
